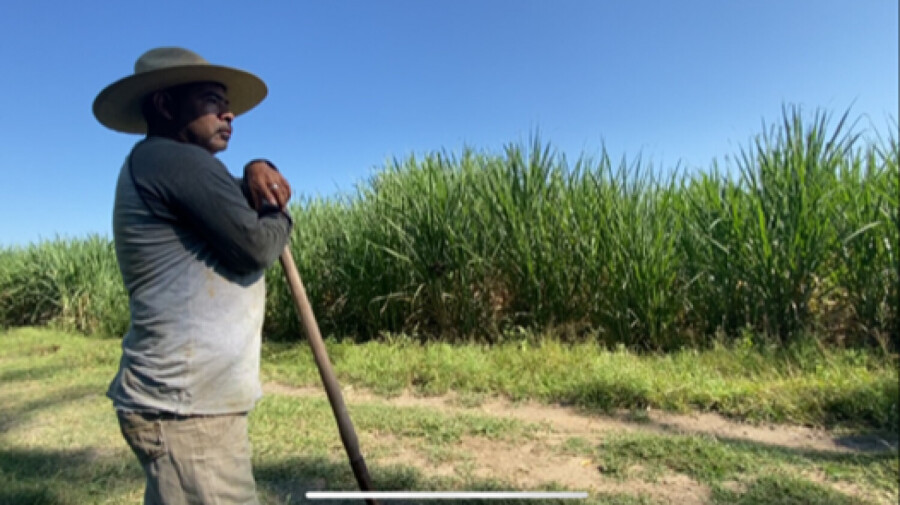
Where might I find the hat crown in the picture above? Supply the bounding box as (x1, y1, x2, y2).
(135, 47, 210, 74)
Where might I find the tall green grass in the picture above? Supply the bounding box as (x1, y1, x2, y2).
(680, 110, 898, 348)
(1, 107, 897, 348)
(0, 235, 128, 337)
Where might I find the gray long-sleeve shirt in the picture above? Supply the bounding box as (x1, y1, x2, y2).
(107, 136, 292, 415)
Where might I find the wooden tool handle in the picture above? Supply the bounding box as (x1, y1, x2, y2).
(279, 247, 378, 505)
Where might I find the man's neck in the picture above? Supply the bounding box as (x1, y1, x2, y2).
(145, 126, 182, 144)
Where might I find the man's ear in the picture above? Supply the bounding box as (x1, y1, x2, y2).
(150, 91, 176, 121)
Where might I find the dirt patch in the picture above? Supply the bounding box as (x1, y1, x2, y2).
(373, 434, 458, 479)
(459, 435, 602, 489)
(359, 429, 709, 504)
(801, 468, 897, 505)
(263, 382, 896, 503)
(619, 473, 711, 505)
(455, 435, 710, 504)
(264, 383, 896, 454)
(641, 409, 866, 453)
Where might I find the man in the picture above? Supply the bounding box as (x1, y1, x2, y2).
(93, 47, 292, 504)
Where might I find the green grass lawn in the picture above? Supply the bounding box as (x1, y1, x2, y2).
(263, 334, 898, 430)
(1, 327, 896, 504)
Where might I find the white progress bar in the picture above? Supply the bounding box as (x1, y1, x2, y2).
(306, 491, 588, 500)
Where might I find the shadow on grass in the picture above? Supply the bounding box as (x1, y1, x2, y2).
(256, 455, 583, 505)
(0, 447, 634, 505)
(644, 416, 898, 457)
(255, 456, 653, 505)
(710, 475, 871, 505)
(598, 422, 897, 476)
(0, 447, 141, 505)
(833, 432, 899, 452)
(590, 425, 897, 504)
(0, 384, 100, 433)
(0, 362, 68, 383)
(560, 375, 899, 432)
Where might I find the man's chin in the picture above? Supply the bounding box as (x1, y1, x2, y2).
(208, 140, 229, 154)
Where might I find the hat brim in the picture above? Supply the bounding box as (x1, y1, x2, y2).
(93, 64, 267, 134)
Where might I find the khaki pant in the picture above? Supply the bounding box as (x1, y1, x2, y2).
(117, 410, 260, 505)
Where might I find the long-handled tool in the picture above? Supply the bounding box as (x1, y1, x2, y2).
(279, 247, 378, 505)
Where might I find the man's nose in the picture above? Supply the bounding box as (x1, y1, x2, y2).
(220, 110, 235, 123)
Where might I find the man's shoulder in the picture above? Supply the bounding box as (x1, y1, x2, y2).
(131, 137, 227, 183)
(136, 137, 218, 165)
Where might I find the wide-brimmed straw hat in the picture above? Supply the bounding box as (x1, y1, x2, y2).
(93, 47, 267, 134)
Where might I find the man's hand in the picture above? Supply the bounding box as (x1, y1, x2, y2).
(245, 160, 292, 210)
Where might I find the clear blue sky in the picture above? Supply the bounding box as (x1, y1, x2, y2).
(1, 0, 896, 246)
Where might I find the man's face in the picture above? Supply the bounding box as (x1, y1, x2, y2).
(171, 82, 234, 154)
